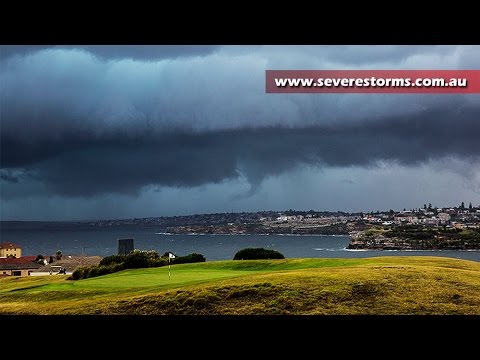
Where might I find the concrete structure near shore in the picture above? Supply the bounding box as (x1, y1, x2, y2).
(118, 238, 134, 255)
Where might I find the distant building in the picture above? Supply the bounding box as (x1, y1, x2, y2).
(424, 217, 439, 226)
(118, 238, 134, 255)
(453, 222, 466, 229)
(438, 213, 451, 224)
(0, 256, 40, 276)
(407, 216, 419, 224)
(394, 215, 408, 224)
(0, 242, 22, 258)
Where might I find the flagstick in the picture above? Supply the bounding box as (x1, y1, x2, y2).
(168, 256, 171, 280)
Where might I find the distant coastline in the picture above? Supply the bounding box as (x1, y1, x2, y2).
(157, 232, 347, 237)
(347, 227, 480, 251)
(3, 206, 480, 252)
(165, 222, 349, 236)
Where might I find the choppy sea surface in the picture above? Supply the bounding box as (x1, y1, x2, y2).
(1, 224, 480, 262)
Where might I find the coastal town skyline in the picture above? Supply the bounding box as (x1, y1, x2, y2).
(1, 45, 480, 220)
(2, 201, 478, 223)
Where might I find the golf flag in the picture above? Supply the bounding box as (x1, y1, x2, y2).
(168, 252, 175, 280)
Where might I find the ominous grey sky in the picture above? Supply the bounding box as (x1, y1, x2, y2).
(1, 45, 480, 220)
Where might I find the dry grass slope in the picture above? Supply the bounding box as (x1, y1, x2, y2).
(1, 256, 479, 314)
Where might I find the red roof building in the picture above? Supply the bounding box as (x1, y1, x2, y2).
(0, 256, 41, 276)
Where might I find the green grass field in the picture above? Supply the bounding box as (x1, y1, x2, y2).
(1, 256, 480, 314)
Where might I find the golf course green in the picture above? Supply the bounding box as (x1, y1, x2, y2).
(1, 256, 480, 314)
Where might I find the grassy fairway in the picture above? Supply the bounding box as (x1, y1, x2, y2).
(1, 256, 480, 314)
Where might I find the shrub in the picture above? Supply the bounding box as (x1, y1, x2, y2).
(123, 250, 156, 269)
(111, 262, 126, 272)
(71, 263, 125, 280)
(100, 254, 126, 266)
(96, 265, 111, 276)
(149, 258, 169, 267)
(172, 253, 206, 264)
(143, 250, 160, 259)
(87, 266, 100, 278)
(71, 266, 90, 280)
(233, 248, 285, 260)
(96, 264, 124, 276)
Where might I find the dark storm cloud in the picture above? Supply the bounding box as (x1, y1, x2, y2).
(0, 45, 52, 59)
(1, 45, 480, 200)
(2, 106, 479, 197)
(272, 45, 446, 65)
(77, 45, 219, 60)
(0, 171, 19, 183)
(0, 45, 218, 60)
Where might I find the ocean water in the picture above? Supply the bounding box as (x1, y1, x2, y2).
(1, 225, 480, 262)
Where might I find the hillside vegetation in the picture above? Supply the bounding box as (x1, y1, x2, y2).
(1, 256, 480, 314)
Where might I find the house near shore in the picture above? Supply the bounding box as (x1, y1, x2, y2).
(0, 256, 41, 276)
(0, 242, 22, 258)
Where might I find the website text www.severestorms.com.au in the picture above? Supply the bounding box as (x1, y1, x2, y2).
(274, 76, 467, 89)
(265, 70, 480, 93)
